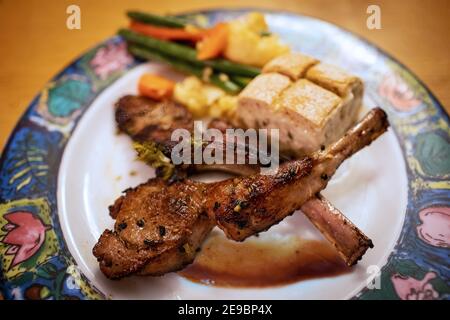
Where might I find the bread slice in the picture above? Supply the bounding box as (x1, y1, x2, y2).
(236, 54, 363, 157)
(306, 63, 362, 98)
(237, 72, 292, 129)
(262, 52, 318, 80)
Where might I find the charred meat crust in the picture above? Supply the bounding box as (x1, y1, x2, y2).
(108, 196, 124, 219)
(93, 178, 214, 279)
(206, 158, 314, 240)
(93, 230, 150, 279)
(115, 95, 192, 146)
(93, 213, 214, 279)
(138, 212, 214, 276)
(209, 108, 389, 242)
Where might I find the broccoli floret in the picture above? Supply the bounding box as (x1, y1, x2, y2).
(133, 141, 175, 180)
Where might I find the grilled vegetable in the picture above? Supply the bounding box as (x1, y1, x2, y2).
(174, 76, 225, 117)
(134, 141, 175, 180)
(128, 45, 241, 94)
(196, 22, 229, 60)
(119, 29, 261, 77)
(230, 75, 252, 87)
(127, 11, 187, 28)
(224, 12, 290, 67)
(129, 21, 203, 41)
(138, 73, 175, 100)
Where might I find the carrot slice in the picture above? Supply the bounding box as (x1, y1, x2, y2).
(196, 23, 229, 60)
(138, 74, 175, 100)
(130, 21, 203, 41)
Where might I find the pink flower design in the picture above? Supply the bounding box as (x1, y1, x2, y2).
(417, 206, 450, 248)
(90, 42, 133, 80)
(391, 272, 439, 300)
(378, 74, 421, 111)
(1, 211, 51, 269)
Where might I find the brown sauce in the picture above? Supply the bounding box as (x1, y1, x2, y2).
(179, 231, 351, 287)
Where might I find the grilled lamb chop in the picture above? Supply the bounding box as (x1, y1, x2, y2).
(95, 179, 214, 278)
(205, 107, 388, 240)
(93, 108, 387, 279)
(115, 94, 192, 154)
(115, 95, 374, 265)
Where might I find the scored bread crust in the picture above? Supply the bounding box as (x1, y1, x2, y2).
(236, 53, 364, 157)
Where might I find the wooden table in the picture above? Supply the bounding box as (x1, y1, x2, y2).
(1, 0, 449, 150)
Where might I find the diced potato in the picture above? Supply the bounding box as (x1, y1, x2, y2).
(209, 95, 238, 119)
(242, 12, 268, 32)
(174, 76, 225, 117)
(224, 13, 290, 67)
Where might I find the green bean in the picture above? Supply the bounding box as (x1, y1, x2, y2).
(230, 76, 253, 87)
(128, 45, 242, 94)
(120, 29, 200, 62)
(119, 29, 261, 77)
(127, 11, 186, 28)
(206, 59, 260, 78)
